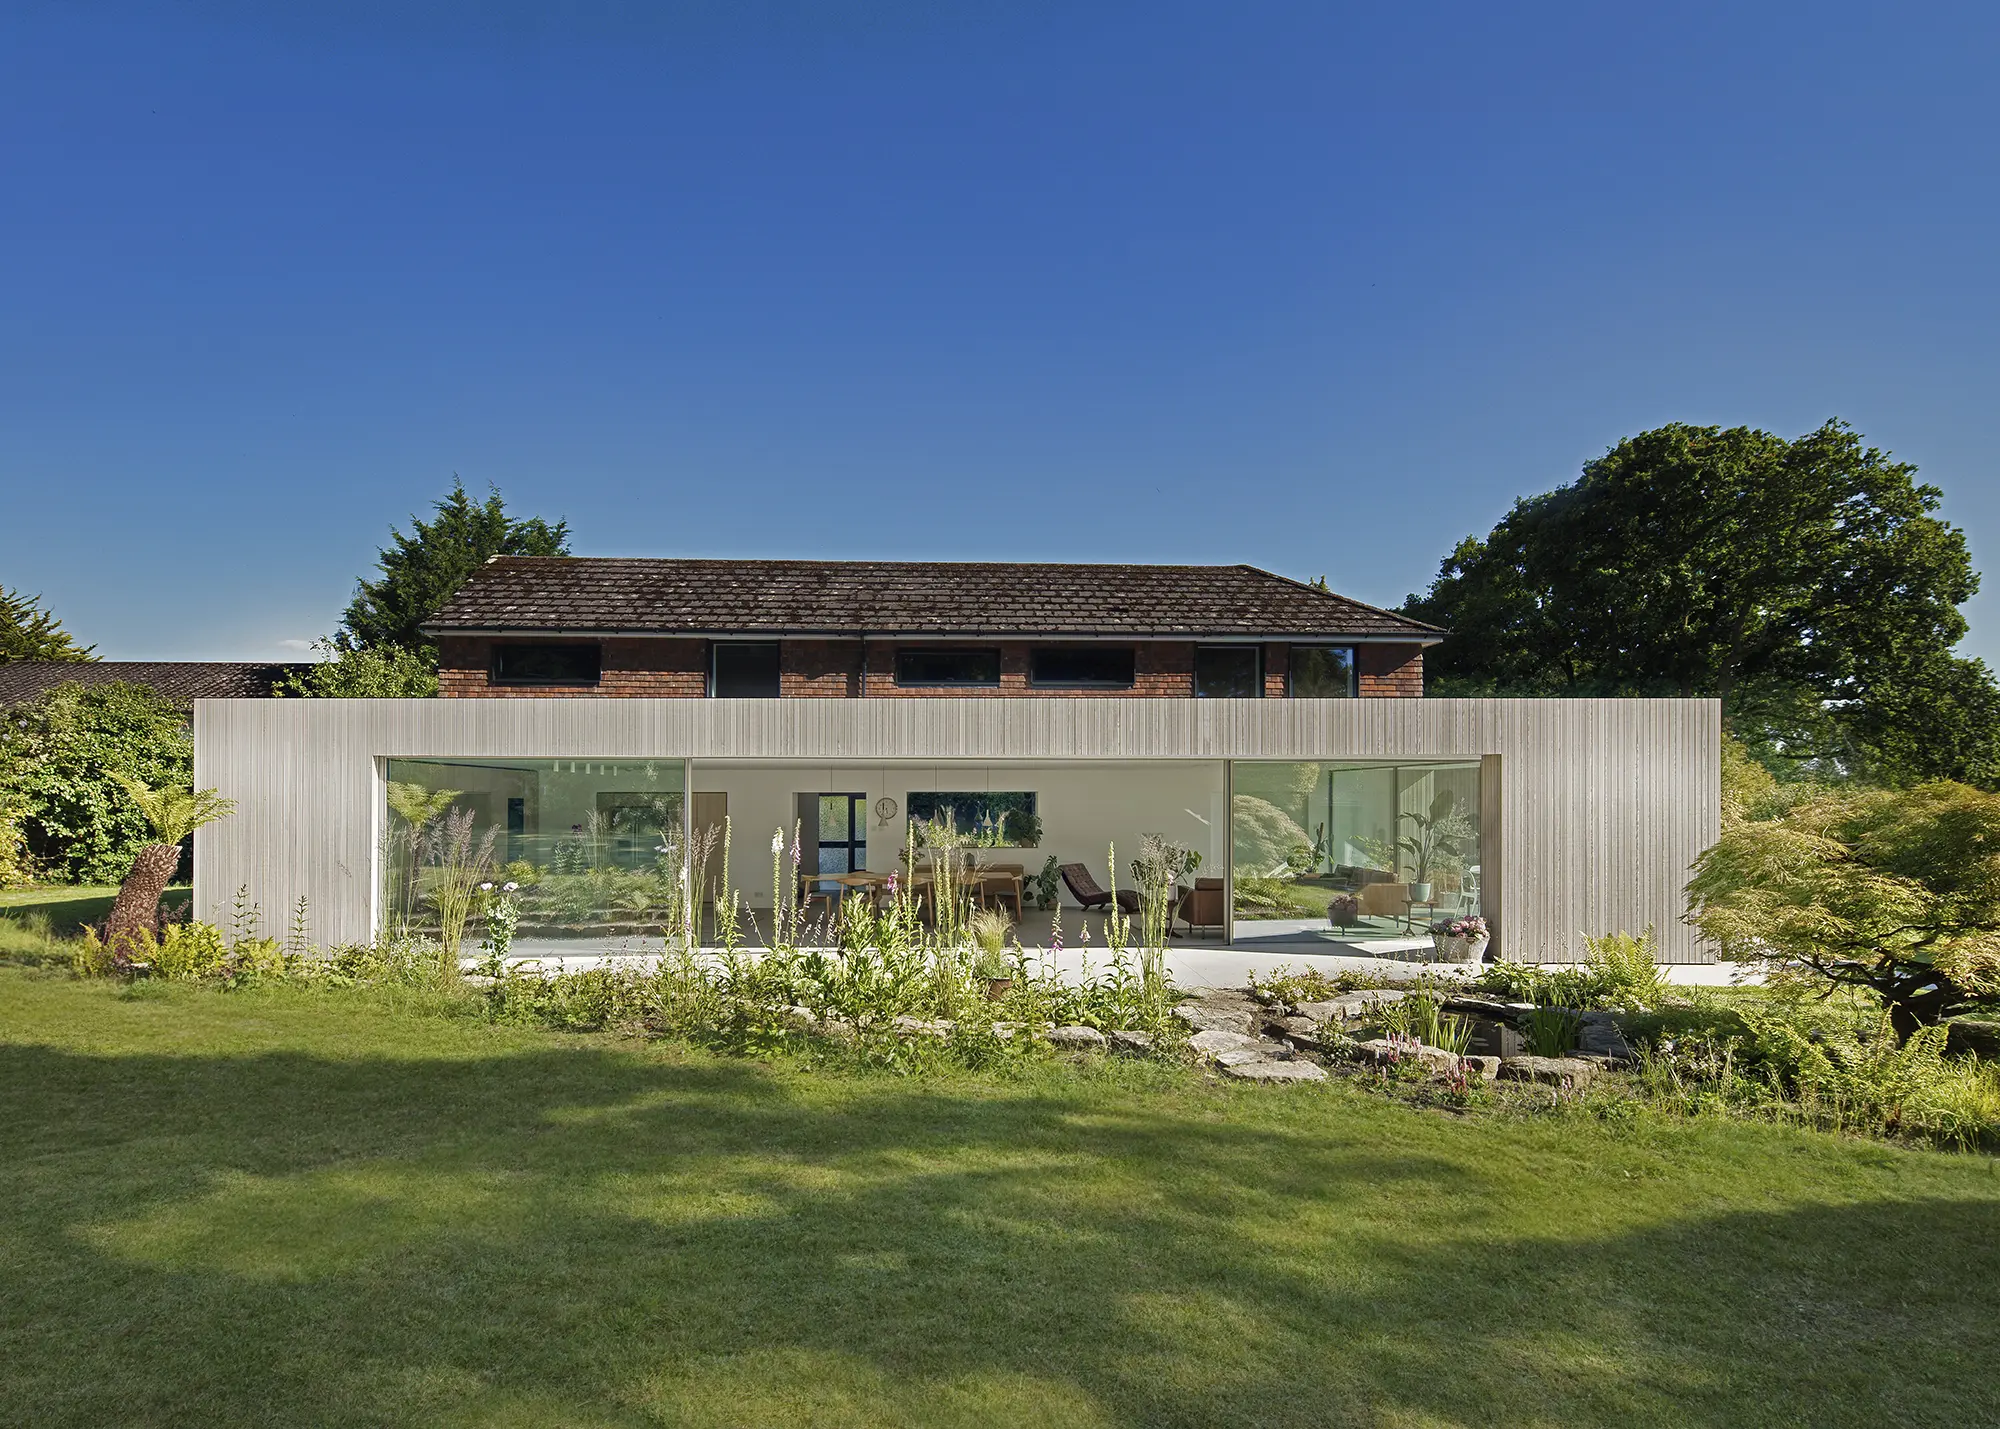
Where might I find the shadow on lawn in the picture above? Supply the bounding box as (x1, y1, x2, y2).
(2, 1039, 1998, 1428)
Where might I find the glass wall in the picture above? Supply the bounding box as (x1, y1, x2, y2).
(1231, 759, 1481, 939)
(383, 757, 685, 940)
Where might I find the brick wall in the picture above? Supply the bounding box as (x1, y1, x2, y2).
(1357, 643, 1424, 697)
(859, 641, 1195, 698)
(437, 637, 708, 698)
(438, 635, 1425, 698)
(1262, 644, 1289, 699)
(1261, 643, 1422, 698)
(780, 640, 862, 698)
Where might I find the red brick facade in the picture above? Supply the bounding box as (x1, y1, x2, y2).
(1358, 643, 1425, 698)
(436, 636, 708, 698)
(438, 637, 1425, 699)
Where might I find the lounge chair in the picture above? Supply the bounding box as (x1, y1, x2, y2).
(1174, 878, 1226, 937)
(1058, 863, 1141, 915)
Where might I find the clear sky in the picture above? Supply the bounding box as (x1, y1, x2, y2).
(3, 1, 1997, 664)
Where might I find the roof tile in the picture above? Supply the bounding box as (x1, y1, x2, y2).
(427, 559, 1441, 640)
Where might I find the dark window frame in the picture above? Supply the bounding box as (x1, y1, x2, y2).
(490, 642, 603, 687)
(1193, 644, 1264, 699)
(709, 640, 782, 698)
(1029, 645, 1136, 689)
(893, 646, 1003, 688)
(1287, 644, 1359, 698)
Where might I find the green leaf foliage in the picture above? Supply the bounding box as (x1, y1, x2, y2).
(0, 683, 193, 883)
(0, 586, 95, 665)
(106, 772, 235, 847)
(275, 640, 440, 698)
(1686, 779, 2000, 1037)
(1402, 420, 2000, 787)
(339, 480, 568, 654)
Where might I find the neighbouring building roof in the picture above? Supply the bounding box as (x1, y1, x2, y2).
(0, 661, 307, 707)
(425, 558, 1443, 641)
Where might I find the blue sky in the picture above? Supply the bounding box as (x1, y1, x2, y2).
(3, 1, 1997, 664)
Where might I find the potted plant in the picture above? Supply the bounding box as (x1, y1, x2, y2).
(1399, 790, 1472, 904)
(1033, 855, 1062, 911)
(1328, 893, 1360, 929)
(1428, 914, 1490, 964)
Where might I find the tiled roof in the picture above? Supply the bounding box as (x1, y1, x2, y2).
(0, 661, 306, 706)
(426, 558, 1442, 640)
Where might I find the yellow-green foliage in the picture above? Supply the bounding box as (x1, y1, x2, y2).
(1581, 928, 1667, 1008)
(75, 920, 278, 983)
(1687, 778, 2000, 1027)
(0, 786, 27, 888)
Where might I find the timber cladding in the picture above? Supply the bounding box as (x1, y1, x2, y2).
(195, 696, 1719, 962)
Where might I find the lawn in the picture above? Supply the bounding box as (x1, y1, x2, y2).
(3, 969, 1997, 1428)
(0, 883, 190, 934)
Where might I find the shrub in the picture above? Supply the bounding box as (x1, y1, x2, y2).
(1581, 928, 1667, 1009)
(0, 682, 193, 883)
(1477, 929, 1665, 1011)
(1686, 779, 2000, 1039)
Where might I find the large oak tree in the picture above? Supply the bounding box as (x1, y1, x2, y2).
(1402, 420, 2000, 787)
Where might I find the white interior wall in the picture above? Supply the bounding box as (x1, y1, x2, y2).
(692, 760, 1226, 908)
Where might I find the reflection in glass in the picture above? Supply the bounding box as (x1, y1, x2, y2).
(1194, 645, 1262, 698)
(1288, 646, 1356, 698)
(1231, 760, 1480, 938)
(384, 757, 685, 939)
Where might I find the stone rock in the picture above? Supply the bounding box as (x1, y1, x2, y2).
(1576, 1011, 1633, 1061)
(1188, 1027, 1289, 1067)
(783, 1004, 818, 1028)
(1108, 1029, 1155, 1056)
(891, 1015, 954, 1040)
(1292, 999, 1348, 1024)
(1265, 1014, 1324, 1049)
(1946, 1019, 2000, 1060)
(1222, 1059, 1327, 1083)
(989, 1021, 1023, 1041)
(1353, 1038, 1462, 1075)
(1044, 1024, 1108, 1051)
(1462, 1054, 1501, 1082)
(1189, 1026, 1264, 1056)
(1174, 995, 1260, 1036)
(1441, 995, 1521, 1020)
(1499, 1055, 1598, 1088)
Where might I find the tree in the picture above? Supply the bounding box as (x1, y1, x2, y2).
(1402, 420, 2000, 787)
(1687, 779, 2000, 1039)
(0, 683, 194, 883)
(339, 480, 569, 654)
(275, 640, 440, 698)
(0, 586, 95, 665)
(102, 774, 234, 952)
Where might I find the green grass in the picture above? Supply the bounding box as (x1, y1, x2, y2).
(0, 882, 190, 933)
(3, 969, 1998, 1428)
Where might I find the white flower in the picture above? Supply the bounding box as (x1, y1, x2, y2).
(772, 831, 784, 854)
(503, 882, 519, 892)
(479, 881, 494, 891)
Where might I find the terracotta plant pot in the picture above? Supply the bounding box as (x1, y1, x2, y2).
(984, 976, 1014, 1001)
